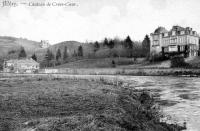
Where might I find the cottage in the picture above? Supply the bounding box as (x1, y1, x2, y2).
(3, 58, 40, 73)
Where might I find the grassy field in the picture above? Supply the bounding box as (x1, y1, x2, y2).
(0, 76, 185, 131)
(55, 57, 145, 68)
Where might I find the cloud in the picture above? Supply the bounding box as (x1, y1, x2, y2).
(0, 4, 123, 43)
(0, 0, 200, 44)
(150, 0, 168, 10)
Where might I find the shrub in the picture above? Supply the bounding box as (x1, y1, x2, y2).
(116, 59, 135, 65)
(0, 120, 12, 131)
(0, 64, 3, 70)
(149, 53, 167, 62)
(111, 60, 116, 67)
(171, 56, 189, 68)
(0, 58, 4, 70)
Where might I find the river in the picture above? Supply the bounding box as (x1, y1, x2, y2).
(124, 76, 200, 131)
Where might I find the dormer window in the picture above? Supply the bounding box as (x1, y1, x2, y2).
(153, 40, 159, 46)
(172, 31, 176, 36)
(153, 35, 159, 40)
(164, 33, 168, 37)
(193, 31, 197, 36)
(180, 31, 185, 35)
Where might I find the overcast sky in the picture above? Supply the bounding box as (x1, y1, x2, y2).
(0, 0, 200, 44)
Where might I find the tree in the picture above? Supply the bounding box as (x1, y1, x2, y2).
(44, 49, 54, 67)
(103, 38, 109, 47)
(124, 36, 133, 49)
(45, 49, 54, 61)
(31, 53, 37, 61)
(94, 41, 100, 52)
(78, 45, 83, 57)
(18, 47, 27, 58)
(63, 46, 68, 62)
(0, 58, 3, 70)
(72, 50, 77, 57)
(56, 49, 62, 61)
(108, 40, 115, 49)
(142, 35, 150, 57)
(124, 36, 134, 57)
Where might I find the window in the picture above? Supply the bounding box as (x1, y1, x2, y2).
(180, 31, 185, 35)
(152, 40, 159, 46)
(165, 40, 167, 44)
(193, 31, 197, 36)
(180, 46, 184, 51)
(170, 38, 177, 44)
(189, 38, 192, 44)
(153, 35, 159, 40)
(169, 45, 177, 52)
(172, 31, 176, 36)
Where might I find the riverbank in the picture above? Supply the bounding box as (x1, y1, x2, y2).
(2, 67, 200, 77)
(41, 67, 200, 77)
(0, 76, 185, 131)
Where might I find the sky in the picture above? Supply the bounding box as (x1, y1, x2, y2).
(0, 0, 200, 44)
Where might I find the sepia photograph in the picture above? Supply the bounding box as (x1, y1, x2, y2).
(0, 0, 200, 130)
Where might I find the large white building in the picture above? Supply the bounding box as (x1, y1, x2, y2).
(40, 40, 50, 48)
(150, 26, 200, 57)
(3, 58, 39, 73)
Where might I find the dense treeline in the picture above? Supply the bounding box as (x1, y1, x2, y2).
(41, 45, 84, 67)
(89, 35, 150, 58)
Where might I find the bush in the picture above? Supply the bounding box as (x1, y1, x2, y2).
(111, 60, 116, 67)
(0, 64, 3, 70)
(0, 59, 3, 71)
(116, 58, 136, 65)
(171, 56, 189, 68)
(0, 120, 12, 131)
(149, 53, 166, 62)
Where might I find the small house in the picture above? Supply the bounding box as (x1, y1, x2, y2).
(3, 58, 40, 73)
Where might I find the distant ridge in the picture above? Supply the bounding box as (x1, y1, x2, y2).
(0, 36, 41, 57)
(0, 35, 95, 62)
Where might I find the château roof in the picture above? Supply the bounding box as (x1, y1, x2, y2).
(154, 27, 168, 34)
(171, 25, 185, 31)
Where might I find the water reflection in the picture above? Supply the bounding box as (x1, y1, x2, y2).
(129, 76, 200, 131)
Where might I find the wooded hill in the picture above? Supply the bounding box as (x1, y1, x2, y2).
(0, 35, 150, 69)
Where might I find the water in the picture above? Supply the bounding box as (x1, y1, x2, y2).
(125, 76, 200, 131)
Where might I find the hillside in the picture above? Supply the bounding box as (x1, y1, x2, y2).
(0, 36, 41, 58)
(54, 57, 145, 68)
(35, 41, 95, 62)
(0, 37, 127, 62)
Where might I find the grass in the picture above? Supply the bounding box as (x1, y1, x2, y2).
(0, 76, 185, 131)
(55, 57, 145, 69)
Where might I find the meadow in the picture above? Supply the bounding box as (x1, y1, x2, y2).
(0, 76, 185, 131)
